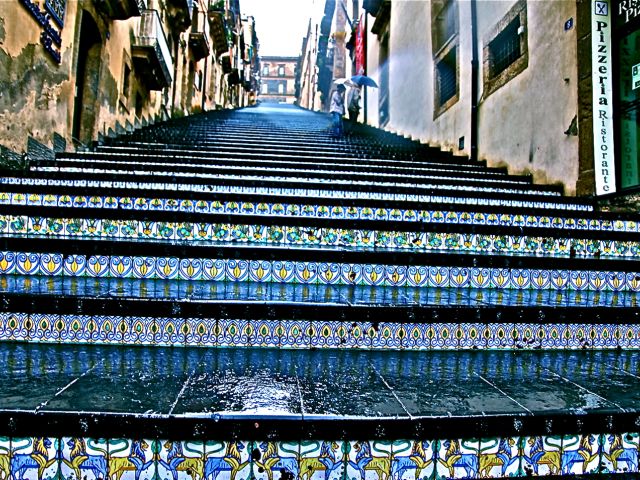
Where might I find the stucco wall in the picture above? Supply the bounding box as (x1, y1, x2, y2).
(476, 0, 579, 195)
(363, 0, 580, 195)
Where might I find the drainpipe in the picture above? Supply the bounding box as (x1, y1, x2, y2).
(363, 13, 368, 125)
(202, 52, 209, 111)
(470, 0, 479, 163)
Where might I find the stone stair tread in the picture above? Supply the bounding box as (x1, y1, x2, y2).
(0, 178, 585, 211)
(0, 343, 635, 421)
(0, 275, 636, 308)
(2, 232, 639, 267)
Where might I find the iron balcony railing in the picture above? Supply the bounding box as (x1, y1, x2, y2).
(189, 8, 211, 60)
(132, 9, 173, 90)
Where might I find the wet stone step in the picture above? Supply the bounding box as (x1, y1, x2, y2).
(0, 208, 638, 259)
(41, 158, 527, 186)
(0, 179, 586, 210)
(0, 191, 602, 228)
(29, 167, 548, 197)
(68, 149, 496, 174)
(0, 343, 638, 418)
(1, 275, 638, 308)
(7, 175, 564, 204)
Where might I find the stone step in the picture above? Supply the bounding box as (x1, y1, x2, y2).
(0, 180, 593, 211)
(0, 276, 636, 351)
(23, 168, 562, 200)
(92, 145, 491, 171)
(0, 343, 635, 450)
(0, 236, 638, 292)
(0, 205, 637, 260)
(41, 157, 532, 190)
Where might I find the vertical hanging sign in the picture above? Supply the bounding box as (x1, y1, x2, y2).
(355, 14, 365, 75)
(592, 0, 616, 195)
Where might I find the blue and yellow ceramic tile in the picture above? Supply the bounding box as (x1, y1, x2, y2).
(279, 320, 309, 349)
(367, 322, 403, 350)
(59, 437, 109, 480)
(183, 318, 216, 347)
(64, 315, 91, 343)
(558, 434, 601, 475)
(10, 437, 59, 480)
(84, 255, 109, 278)
(476, 437, 524, 478)
(108, 438, 157, 480)
(398, 323, 421, 351)
(2, 312, 21, 341)
(152, 317, 186, 346)
(157, 440, 204, 480)
(217, 319, 249, 347)
(249, 320, 279, 348)
(202, 259, 226, 282)
(155, 257, 180, 280)
(600, 433, 639, 474)
(435, 438, 479, 479)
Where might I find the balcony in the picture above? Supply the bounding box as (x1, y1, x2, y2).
(94, 0, 146, 20)
(132, 10, 173, 90)
(208, 9, 228, 55)
(189, 9, 210, 60)
(167, 0, 193, 32)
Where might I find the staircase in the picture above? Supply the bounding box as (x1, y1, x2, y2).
(0, 103, 639, 479)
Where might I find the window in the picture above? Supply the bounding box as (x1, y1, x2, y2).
(433, 0, 457, 53)
(436, 47, 457, 106)
(489, 17, 521, 78)
(119, 52, 132, 112)
(278, 83, 284, 94)
(261, 83, 268, 94)
(262, 65, 269, 75)
(431, 0, 458, 117)
(482, 0, 528, 98)
(278, 65, 285, 76)
(123, 64, 131, 99)
(135, 92, 143, 119)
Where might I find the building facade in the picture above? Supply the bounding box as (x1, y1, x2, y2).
(259, 56, 299, 103)
(298, 0, 640, 200)
(0, 0, 258, 155)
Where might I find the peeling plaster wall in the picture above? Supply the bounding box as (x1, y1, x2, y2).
(0, 2, 183, 153)
(0, 3, 76, 153)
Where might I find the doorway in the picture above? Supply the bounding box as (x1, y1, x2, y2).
(72, 11, 102, 146)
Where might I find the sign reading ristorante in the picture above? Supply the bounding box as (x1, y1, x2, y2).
(617, 0, 640, 25)
(592, 0, 616, 195)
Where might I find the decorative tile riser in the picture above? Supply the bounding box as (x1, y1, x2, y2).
(0, 178, 572, 207)
(0, 191, 605, 226)
(0, 435, 634, 478)
(1, 252, 639, 291)
(0, 314, 636, 350)
(1, 215, 637, 258)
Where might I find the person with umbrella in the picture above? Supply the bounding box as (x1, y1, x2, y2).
(347, 84, 361, 122)
(329, 84, 346, 136)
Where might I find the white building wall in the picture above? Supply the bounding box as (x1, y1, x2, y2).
(476, 0, 579, 194)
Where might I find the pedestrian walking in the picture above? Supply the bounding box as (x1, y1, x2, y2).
(347, 85, 361, 122)
(329, 84, 346, 136)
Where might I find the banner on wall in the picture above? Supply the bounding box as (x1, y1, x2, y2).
(592, 0, 617, 195)
(355, 14, 365, 75)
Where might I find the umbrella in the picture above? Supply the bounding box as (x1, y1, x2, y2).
(350, 75, 378, 88)
(334, 78, 357, 87)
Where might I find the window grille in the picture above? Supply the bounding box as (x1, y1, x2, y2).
(490, 18, 521, 78)
(437, 47, 456, 106)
